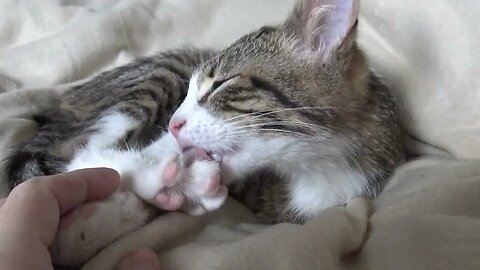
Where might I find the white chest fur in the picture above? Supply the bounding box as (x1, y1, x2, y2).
(288, 165, 367, 218)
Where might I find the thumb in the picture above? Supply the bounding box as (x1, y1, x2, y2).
(117, 249, 161, 270)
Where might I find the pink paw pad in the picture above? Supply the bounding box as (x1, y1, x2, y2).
(204, 174, 221, 195)
(162, 159, 179, 187)
(155, 189, 185, 211)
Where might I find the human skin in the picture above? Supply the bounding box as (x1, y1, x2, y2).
(0, 168, 160, 270)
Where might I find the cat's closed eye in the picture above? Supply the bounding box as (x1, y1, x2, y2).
(200, 74, 240, 103)
(206, 67, 215, 78)
(211, 78, 229, 91)
(213, 74, 241, 89)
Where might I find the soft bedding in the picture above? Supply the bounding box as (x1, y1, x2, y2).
(0, 0, 479, 269)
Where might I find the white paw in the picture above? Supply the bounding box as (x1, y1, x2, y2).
(181, 160, 228, 215)
(50, 192, 151, 266)
(129, 152, 181, 201)
(131, 152, 228, 215)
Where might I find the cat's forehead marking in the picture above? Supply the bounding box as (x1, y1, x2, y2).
(189, 73, 214, 101)
(198, 78, 214, 100)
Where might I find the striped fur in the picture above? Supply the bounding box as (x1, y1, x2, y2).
(5, 0, 403, 241)
(6, 49, 215, 188)
(3, 1, 405, 265)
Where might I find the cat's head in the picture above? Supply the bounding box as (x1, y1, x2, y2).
(169, 0, 368, 178)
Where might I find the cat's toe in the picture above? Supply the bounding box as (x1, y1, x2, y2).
(189, 161, 222, 195)
(202, 173, 222, 195)
(161, 158, 179, 187)
(183, 161, 228, 212)
(154, 189, 186, 210)
(131, 153, 181, 201)
(181, 202, 208, 216)
(199, 185, 228, 211)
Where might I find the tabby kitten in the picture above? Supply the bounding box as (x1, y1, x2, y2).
(6, 0, 403, 266)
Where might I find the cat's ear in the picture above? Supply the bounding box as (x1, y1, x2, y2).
(285, 0, 359, 62)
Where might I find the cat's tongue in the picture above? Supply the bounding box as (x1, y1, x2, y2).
(182, 147, 223, 164)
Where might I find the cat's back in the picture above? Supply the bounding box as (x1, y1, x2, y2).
(60, 49, 215, 120)
(6, 48, 215, 188)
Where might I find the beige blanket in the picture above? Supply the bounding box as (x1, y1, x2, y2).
(1, 0, 479, 269)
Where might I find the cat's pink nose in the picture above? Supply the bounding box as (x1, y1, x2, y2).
(168, 118, 186, 138)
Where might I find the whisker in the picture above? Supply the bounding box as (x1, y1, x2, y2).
(228, 120, 304, 131)
(226, 128, 314, 139)
(227, 118, 331, 135)
(224, 117, 322, 130)
(285, 117, 331, 133)
(222, 106, 333, 124)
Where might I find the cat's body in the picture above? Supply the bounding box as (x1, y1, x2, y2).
(7, 49, 213, 186)
(6, 0, 403, 266)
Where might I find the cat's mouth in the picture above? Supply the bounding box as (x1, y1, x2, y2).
(206, 150, 223, 163)
(182, 146, 223, 163)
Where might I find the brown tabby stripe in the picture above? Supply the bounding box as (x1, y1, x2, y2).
(6, 49, 216, 189)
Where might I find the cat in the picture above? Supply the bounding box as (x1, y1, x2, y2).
(5, 0, 403, 266)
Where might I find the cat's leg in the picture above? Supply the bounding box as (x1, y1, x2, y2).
(52, 146, 226, 265)
(52, 112, 227, 265)
(69, 110, 227, 212)
(50, 111, 164, 265)
(50, 112, 155, 265)
(86, 129, 228, 214)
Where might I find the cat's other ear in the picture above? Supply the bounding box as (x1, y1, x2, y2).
(285, 0, 360, 63)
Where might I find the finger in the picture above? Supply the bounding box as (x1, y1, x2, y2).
(0, 168, 120, 246)
(0, 198, 5, 208)
(117, 249, 161, 270)
(43, 167, 120, 214)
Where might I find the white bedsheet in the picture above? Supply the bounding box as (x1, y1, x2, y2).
(0, 0, 479, 269)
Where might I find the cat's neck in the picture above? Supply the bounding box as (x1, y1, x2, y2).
(221, 135, 352, 184)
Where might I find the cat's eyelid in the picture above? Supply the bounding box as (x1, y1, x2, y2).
(211, 77, 230, 91)
(212, 74, 241, 90)
(199, 74, 239, 103)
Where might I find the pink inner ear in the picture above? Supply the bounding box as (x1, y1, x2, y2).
(323, 0, 358, 50)
(307, 0, 359, 59)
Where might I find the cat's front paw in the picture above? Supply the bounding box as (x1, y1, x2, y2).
(132, 153, 228, 215)
(156, 158, 228, 215)
(179, 160, 229, 216)
(137, 154, 184, 210)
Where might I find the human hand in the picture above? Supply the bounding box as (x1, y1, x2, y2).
(0, 168, 120, 270)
